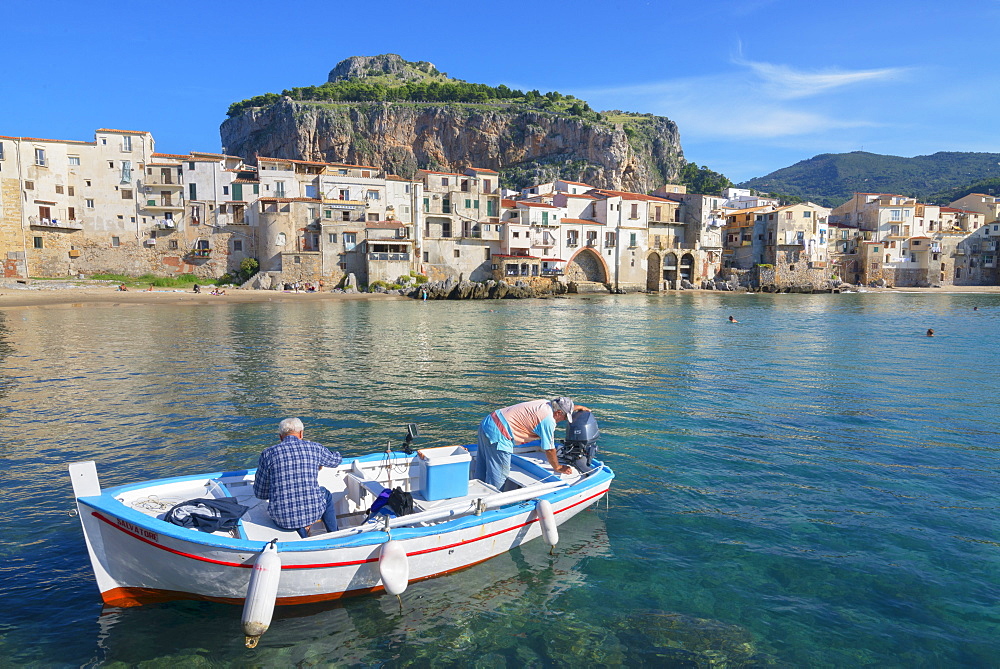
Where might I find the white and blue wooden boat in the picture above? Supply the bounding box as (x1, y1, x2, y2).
(69, 419, 612, 645)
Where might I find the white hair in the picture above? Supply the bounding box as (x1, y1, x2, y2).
(278, 417, 304, 436)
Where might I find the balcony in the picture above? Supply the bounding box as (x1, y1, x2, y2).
(29, 216, 83, 231)
(143, 176, 183, 188)
(188, 248, 211, 259)
(368, 252, 410, 261)
(145, 197, 183, 211)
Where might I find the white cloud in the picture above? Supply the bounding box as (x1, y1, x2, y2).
(577, 54, 908, 141)
(736, 59, 907, 99)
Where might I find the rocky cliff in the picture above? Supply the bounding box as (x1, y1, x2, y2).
(220, 56, 684, 192)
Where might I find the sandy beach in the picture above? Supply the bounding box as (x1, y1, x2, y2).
(0, 280, 408, 310)
(1, 280, 998, 310)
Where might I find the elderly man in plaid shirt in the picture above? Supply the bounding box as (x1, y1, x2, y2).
(253, 417, 342, 537)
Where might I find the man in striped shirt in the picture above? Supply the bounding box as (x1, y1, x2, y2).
(253, 417, 342, 537)
(475, 398, 588, 489)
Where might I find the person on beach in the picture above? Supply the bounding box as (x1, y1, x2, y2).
(253, 417, 342, 537)
(193, 283, 201, 294)
(476, 398, 589, 489)
(117, 283, 128, 291)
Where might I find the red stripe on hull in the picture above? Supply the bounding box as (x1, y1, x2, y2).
(101, 552, 504, 607)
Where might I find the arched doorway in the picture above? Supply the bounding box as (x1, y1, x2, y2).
(680, 253, 695, 283)
(565, 249, 608, 283)
(664, 253, 678, 289)
(646, 252, 661, 291)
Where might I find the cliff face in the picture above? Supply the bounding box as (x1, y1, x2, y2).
(220, 99, 684, 192)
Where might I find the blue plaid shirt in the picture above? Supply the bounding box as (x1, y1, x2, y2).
(253, 435, 342, 530)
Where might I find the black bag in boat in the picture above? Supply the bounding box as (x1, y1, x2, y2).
(165, 497, 249, 532)
(368, 487, 414, 518)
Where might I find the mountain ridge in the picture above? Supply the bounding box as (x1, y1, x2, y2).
(220, 54, 685, 192)
(739, 151, 1000, 207)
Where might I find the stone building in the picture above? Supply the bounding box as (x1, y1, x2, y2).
(0, 129, 255, 280)
(417, 168, 501, 282)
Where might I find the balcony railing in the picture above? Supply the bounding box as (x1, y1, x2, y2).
(29, 216, 83, 231)
(368, 252, 410, 261)
(188, 249, 211, 258)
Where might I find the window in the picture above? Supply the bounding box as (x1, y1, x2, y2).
(630, 203, 638, 219)
(586, 231, 598, 246)
(189, 183, 197, 200)
(275, 181, 285, 197)
(0, 142, 4, 160)
(441, 221, 451, 237)
(35, 148, 47, 166)
(368, 213, 378, 222)
(485, 248, 491, 260)
(366, 190, 380, 200)
(86, 199, 94, 208)
(169, 240, 179, 249)
(567, 230, 579, 246)
(343, 233, 357, 250)
(890, 209, 902, 221)
(112, 237, 120, 247)
(341, 211, 350, 221)
(605, 231, 616, 247)
(542, 211, 549, 225)
(56, 185, 64, 194)
(442, 197, 451, 214)
(188, 161, 196, 170)
(233, 240, 243, 252)
(69, 155, 80, 166)
(219, 204, 227, 214)
(325, 209, 332, 219)
(68, 186, 74, 196)
(121, 189, 133, 199)
(461, 179, 469, 192)
(85, 180, 91, 187)
(454, 249, 461, 258)
(630, 232, 637, 247)
(68, 207, 75, 220)
(441, 177, 449, 187)
(328, 233, 337, 243)
(423, 197, 429, 212)
(33, 237, 43, 249)
(423, 251, 429, 262)
(24, 180, 34, 190)
(803, 211, 811, 218)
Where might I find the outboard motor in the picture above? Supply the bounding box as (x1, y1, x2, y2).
(558, 410, 600, 475)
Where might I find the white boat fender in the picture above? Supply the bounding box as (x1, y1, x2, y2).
(536, 499, 558, 552)
(379, 539, 410, 597)
(242, 539, 281, 649)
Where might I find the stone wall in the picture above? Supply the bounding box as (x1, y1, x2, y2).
(1, 178, 26, 277)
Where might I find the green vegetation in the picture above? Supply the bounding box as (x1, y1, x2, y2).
(928, 176, 1000, 205)
(677, 163, 733, 195)
(740, 151, 1000, 208)
(227, 80, 601, 121)
(89, 273, 230, 287)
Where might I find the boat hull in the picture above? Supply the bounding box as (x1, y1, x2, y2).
(74, 463, 612, 607)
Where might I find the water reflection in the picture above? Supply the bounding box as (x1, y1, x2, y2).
(2, 293, 999, 666)
(88, 511, 611, 666)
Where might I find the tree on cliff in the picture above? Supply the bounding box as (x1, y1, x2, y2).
(678, 163, 733, 195)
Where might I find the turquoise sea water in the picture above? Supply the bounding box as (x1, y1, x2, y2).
(0, 292, 998, 667)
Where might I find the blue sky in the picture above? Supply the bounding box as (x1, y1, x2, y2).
(5, 0, 1000, 184)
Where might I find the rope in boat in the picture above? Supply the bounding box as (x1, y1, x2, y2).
(130, 495, 180, 512)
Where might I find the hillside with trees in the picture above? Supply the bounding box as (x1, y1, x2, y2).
(739, 151, 1000, 207)
(222, 54, 686, 193)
